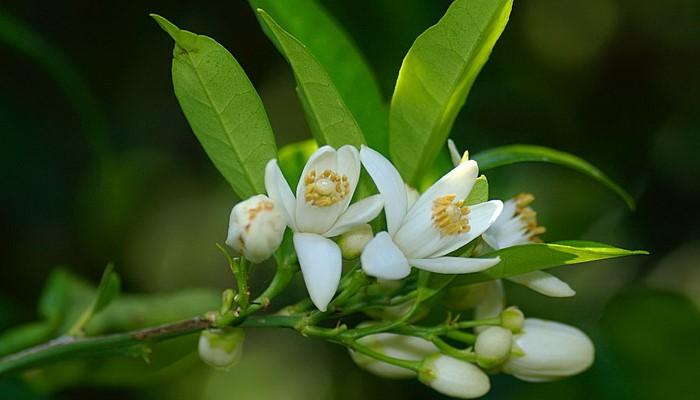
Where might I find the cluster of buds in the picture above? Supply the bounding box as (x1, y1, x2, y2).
(349, 307, 594, 399)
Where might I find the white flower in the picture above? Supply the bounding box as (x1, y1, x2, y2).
(448, 140, 575, 298)
(475, 326, 513, 368)
(265, 145, 383, 311)
(359, 145, 503, 280)
(198, 328, 245, 370)
(226, 194, 286, 263)
(349, 331, 438, 379)
(503, 318, 595, 382)
(419, 354, 490, 399)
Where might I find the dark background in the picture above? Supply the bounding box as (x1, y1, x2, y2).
(1, 0, 699, 399)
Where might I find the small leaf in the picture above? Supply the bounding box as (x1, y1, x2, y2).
(278, 139, 318, 188)
(472, 144, 635, 210)
(255, 9, 366, 149)
(68, 264, 121, 336)
(465, 175, 488, 205)
(389, 0, 513, 185)
(249, 0, 388, 153)
(151, 14, 277, 199)
(451, 241, 647, 287)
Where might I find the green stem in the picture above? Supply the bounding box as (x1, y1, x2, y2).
(0, 317, 211, 378)
(348, 340, 421, 371)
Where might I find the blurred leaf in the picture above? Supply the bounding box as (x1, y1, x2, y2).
(84, 288, 219, 335)
(278, 139, 318, 188)
(24, 335, 200, 391)
(0, 322, 55, 357)
(151, 14, 277, 199)
(472, 145, 635, 209)
(68, 264, 120, 335)
(389, 0, 512, 185)
(250, 0, 388, 153)
(601, 288, 700, 399)
(256, 9, 366, 148)
(465, 175, 489, 205)
(451, 241, 647, 286)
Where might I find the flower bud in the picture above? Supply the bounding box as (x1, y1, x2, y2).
(419, 354, 490, 399)
(338, 224, 373, 259)
(198, 327, 245, 370)
(475, 326, 513, 368)
(349, 331, 437, 379)
(503, 318, 594, 382)
(501, 306, 524, 333)
(226, 194, 285, 263)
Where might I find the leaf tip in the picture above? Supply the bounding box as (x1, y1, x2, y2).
(150, 13, 180, 41)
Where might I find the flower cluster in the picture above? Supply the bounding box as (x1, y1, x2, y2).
(223, 142, 596, 398)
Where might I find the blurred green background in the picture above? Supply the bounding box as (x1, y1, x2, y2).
(1, 0, 699, 399)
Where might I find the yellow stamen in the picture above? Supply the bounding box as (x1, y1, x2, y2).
(514, 192, 546, 242)
(432, 194, 470, 236)
(303, 169, 350, 207)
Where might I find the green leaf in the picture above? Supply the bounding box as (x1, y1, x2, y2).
(417, 271, 456, 303)
(465, 175, 488, 205)
(389, 0, 512, 185)
(277, 138, 318, 188)
(151, 14, 277, 199)
(68, 264, 121, 335)
(255, 9, 366, 148)
(249, 0, 387, 153)
(451, 241, 648, 287)
(472, 144, 635, 210)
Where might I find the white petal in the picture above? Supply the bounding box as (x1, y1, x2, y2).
(336, 145, 361, 208)
(447, 139, 462, 166)
(361, 232, 411, 280)
(324, 195, 383, 237)
(359, 145, 408, 236)
(482, 199, 530, 250)
(293, 232, 342, 311)
(264, 159, 297, 230)
(507, 271, 576, 297)
(409, 256, 500, 274)
(294, 146, 346, 234)
(431, 200, 504, 257)
(403, 160, 478, 226)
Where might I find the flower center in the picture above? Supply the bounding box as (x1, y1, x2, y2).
(304, 169, 350, 207)
(432, 194, 470, 236)
(514, 193, 546, 242)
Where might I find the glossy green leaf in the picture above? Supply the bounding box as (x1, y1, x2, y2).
(255, 9, 366, 149)
(451, 240, 647, 287)
(249, 0, 387, 153)
(68, 264, 120, 335)
(277, 139, 318, 188)
(472, 144, 635, 209)
(389, 0, 512, 185)
(152, 14, 277, 199)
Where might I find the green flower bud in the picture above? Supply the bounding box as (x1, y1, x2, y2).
(475, 326, 512, 368)
(501, 306, 524, 333)
(338, 224, 373, 259)
(198, 327, 245, 370)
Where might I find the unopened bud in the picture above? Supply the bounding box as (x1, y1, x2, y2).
(501, 306, 524, 333)
(419, 354, 490, 399)
(338, 224, 373, 259)
(349, 330, 437, 379)
(475, 326, 512, 368)
(198, 327, 245, 370)
(503, 318, 594, 382)
(226, 194, 285, 263)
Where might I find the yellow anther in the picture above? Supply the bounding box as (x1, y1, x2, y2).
(303, 169, 350, 207)
(513, 193, 546, 242)
(432, 194, 470, 236)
